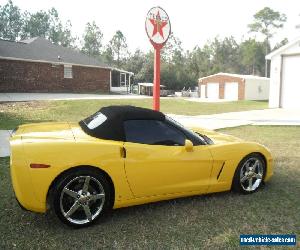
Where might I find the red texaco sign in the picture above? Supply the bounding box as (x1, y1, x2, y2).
(145, 7, 171, 111)
(145, 7, 171, 47)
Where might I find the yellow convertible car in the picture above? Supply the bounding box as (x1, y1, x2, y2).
(10, 106, 273, 227)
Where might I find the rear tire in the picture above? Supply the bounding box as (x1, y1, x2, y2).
(232, 153, 266, 194)
(52, 168, 112, 228)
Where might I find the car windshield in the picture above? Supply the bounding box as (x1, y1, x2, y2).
(166, 116, 214, 145)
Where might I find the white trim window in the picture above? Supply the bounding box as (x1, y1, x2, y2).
(120, 72, 127, 86)
(64, 65, 73, 78)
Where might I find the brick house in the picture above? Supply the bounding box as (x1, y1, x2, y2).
(198, 72, 269, 101)
(0, 37, 133, 93)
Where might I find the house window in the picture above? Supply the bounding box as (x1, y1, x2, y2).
(120, 73, 126, 86)
(64, 65, 73, 78)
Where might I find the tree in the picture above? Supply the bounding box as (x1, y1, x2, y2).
(273, 38, 288, 51)
(161, 33, 183, 64)
(186, 45, 212, 81)
(123, 49, 146, 83)
(248, 7, 287, 76)
(109, 30, 128, 67)
(0, 0, 23, 41)
(20, 7, 76, 47)
(239, 39, 265, 75)
(57, 20, 77, 48)
(81, 21, 103, 57)
(161, 34, 188, 89)
(48, 8, 76, 48)
(48, 8, 61, 43)
(21, 10, 51, 39)
(210, 36, 240, 74)
(102, 45, 114, 65)
(137, 50, 154, 83)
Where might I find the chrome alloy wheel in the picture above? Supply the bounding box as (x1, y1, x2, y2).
(59, 176, 105, 225)
(240, 157, 264, 192)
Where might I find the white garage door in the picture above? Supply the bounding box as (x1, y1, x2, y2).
(224, 82, 239, 100)
(200, 85, 206, 98)
(207, 83, 219, 99)
(281, 56, 300, 108)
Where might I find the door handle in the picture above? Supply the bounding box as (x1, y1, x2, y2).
(120, 147, 126, 158)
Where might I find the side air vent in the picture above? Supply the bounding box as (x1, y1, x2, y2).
(217, 162, 225, 180)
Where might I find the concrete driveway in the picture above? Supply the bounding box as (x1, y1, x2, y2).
(170, 108, 300, 128)
(1, 108, 300, 157)
(0, 130, 11, 157)
(0, 93, 245, 102)
(0, 93, 150, 102)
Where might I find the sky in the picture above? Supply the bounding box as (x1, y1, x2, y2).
(1, 0, 300, 52)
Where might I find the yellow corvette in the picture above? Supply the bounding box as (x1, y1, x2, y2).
(10, 106, 273, 227)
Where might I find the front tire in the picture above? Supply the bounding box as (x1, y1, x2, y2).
(232, 153, 266, 194)
(52, 168, 112, 228)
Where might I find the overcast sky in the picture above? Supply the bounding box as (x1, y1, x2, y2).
(1, 0, 300, 52)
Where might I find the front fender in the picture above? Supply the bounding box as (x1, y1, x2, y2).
(207, 142, 273, 193)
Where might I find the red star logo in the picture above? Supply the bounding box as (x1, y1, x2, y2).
(149, 11, 168, 39)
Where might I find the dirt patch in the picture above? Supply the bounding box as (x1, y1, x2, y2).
(0, 101, 52, 111)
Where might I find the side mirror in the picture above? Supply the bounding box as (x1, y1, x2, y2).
(185, 139, 193, 152)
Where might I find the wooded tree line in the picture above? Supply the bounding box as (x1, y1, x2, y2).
(0, 1, 288, 90)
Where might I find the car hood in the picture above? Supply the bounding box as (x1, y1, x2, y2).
(12, 122, 74, 141)
(190, 127, 243, 144)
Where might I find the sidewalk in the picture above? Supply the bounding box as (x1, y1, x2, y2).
(169, 108, 300, 128)
(0, 93, 150, 102)
(0, 130, 12, 157)
(0, 93, 232, 103)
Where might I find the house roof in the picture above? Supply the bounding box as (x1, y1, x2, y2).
(0, 37, 133, 74)
(266, 37, 300, 60)
(198, 72, 269, 82)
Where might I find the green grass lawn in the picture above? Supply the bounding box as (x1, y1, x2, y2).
(0, 126, 299, 249)
(0, 99, 267, 129)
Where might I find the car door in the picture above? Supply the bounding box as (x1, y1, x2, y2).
(123, 119, 213, 198)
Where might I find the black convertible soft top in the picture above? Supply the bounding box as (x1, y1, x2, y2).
(79, 105, 165, 141)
